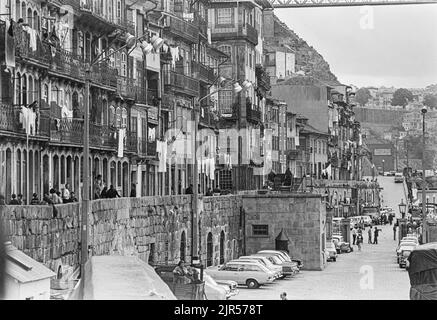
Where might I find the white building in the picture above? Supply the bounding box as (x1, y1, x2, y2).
(4, 243, 55, 300)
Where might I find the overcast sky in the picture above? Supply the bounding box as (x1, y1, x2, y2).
(274, 4, 437, 89)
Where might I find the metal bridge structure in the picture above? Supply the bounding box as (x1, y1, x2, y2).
(267, 0, 437, 8)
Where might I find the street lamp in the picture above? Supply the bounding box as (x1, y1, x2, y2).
(382, 159, 385, 175)
(399, 198, 407, 219)
(191, 78, 249, 265)
(421, 105, 428, 242)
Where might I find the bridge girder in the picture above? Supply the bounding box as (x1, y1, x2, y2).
(268, 0, 437, 8)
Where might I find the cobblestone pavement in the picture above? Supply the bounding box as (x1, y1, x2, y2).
(233, 178, 410, 300)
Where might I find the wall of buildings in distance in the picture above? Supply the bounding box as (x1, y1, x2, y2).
(242, 194, 326, 271)
(271, 85, 329, 134)
(354, 107, 406, 125)
(0, 195, 244, 273)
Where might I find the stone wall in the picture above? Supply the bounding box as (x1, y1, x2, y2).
(242, 193, 326, 271)
(0, 195, 244, 274)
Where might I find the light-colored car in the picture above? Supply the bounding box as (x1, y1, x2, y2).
(203, 272, 228, 300)
(215, 279, 239, 298)
(401, 236, 419, 244)
(207, 261, 275, 289)
(254, 252, 299, 276)
(325, 242, 338, 262)
(238, 256, 283, 279)
(399, 248, 414, 268)
(394, 173, 404, 183)
(396, 243, 417, 263)
(332, 235, 353, 253)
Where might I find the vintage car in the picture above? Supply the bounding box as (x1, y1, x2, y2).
(207, 261, 275, 289)
(214, 279, 239, 298)
(254, 251, 299, 276)
(238, 256, 284, 279)
(394, 173, 404, 183)
(399, 248, 414, 269)
(258, 250, 302, 271)
(396, 242, 417, 264)
(408, 242, 437, 300)
(332, 235, 353, 253)
(325, 242, 338, 262)
(277, 250, 304, 270)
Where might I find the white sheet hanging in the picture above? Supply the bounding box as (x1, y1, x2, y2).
(118, 128, 126, 158)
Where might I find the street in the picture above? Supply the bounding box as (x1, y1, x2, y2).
(233, 176, 410, 300)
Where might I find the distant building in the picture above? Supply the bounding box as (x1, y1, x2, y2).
(4, 243, 56, 300)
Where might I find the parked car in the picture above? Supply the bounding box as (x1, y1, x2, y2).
(207, 261, 275, 289)
(389, 171, 396, 176)
(399, 248, 414, 269)
(401, 236, 419, 245)
(253, 252, 299, 277)
(325, 242, 338, 262)
(202, 272, 228, 300)
(238, 256, 284, 279)
(214, 279, 239, 298)
(332, 235, 353, 253)
(257, 250, 301, 272)
(397, 243, 417, 263)
(394, 173, 404, 183)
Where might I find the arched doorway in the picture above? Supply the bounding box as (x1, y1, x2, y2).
(219, 231, 225, 264)
(6, 148, 12, 203)
(180, 231, 186, 262)
(122, 161, 129, 197)
(206, 232, 213, 267)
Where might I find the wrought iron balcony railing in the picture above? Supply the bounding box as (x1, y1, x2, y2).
(246, 104, 262, 123)
(89, 123, 118, 150)
(164, 16, 199, 44)
(117, 77, 137, 100)
(210, 23, 258, 45)
(50, 118, 84, 145)
(13, 24, 51, 64)
(192, 61, 216, 84)
(90, 63, 118, 88)
(51, 47, 86, 79)
(163, 71, 199, 97)
(0, 104, 23, 133)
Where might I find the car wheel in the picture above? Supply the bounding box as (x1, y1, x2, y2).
(246, 279, 259, 289)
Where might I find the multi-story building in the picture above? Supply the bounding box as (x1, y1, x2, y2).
(208, 0, 272, 192)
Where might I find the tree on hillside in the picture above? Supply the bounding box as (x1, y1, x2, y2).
(391, 88, 413, 107)
(355, 87, 372, 106)
(423, 94, 437, 109)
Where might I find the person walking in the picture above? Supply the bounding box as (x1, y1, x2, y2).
(393, 224, 397, 241)
(368, 227, 372, 244)
(352, 226, 357, 245)
(373, 226, 382, 244)
(357, 233, 364, 251)
(388, 213, 393, 225)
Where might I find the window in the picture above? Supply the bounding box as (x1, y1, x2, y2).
(218, 45, 231, 60)
(43, 84, 49, 103)
(216, 8, 232, 25)
(121, 53, 127, 77)
(116, 107, 121, 127)
(218, 90, 233, 114)
(252, 225, 268, 236)
(116, 0, 121, 19)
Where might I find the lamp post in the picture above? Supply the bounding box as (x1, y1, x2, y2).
(399, 198, 407, 219)
(421, 105, 428, 243)
(382, 159, 385, 176)
(398, 198, 407, 244)
(79, 27, 163, 281)
(191, 79, 246, 265)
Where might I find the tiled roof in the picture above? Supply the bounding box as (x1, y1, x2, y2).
(5, 243, 56, 283)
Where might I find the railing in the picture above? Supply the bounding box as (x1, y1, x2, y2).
(136, 87, 159, 106)
(164, 16, 199, 44)
(194, 13, 208, 38)
(51, 48, 86, 79)
(0, 104, 22, 133)
(13, 24, 50, 64)
(147, 140, 157, 157)
(210, 23, 258, 45)
(164, 71, 199, 97)
(192, 61, 216, 84)
(137, 138, 157, 157)
(50, 118, 83, 145)
(38, 116, 51, 137)
(90, 63, 118, 88)
(90, 123, 117, 150)
(125, 132, 138, 153)
(117, 77, 137, 100)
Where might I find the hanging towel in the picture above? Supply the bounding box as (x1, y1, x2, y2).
(21, 106, 36, 135)
(162, 43, 169, 53)
(118, 128, 126, 158)
(27, 28, 37, 51)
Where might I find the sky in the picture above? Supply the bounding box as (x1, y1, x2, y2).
(274, 4, 437, 89)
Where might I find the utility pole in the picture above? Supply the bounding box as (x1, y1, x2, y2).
(421, 106, 427, 243)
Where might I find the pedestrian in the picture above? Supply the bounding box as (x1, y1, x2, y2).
(9, 194, 20, 205)
(43, 193, 53, 205)
(393, 224, 397, 241)
(55, 191, 63, 204)
(373, 226, 382, 244)
(17, 194, 23, 205)
(49, 189, 61, 204)
(280, 292, 288, 300)
(130, 184, 136, 198)
(357, 233, 363, 251)
(30, 193, 40, 205)
(100, 186, 108, 199)
(106, 185, 120, 198)
(62, 183, 71, 203)
(70, 192, 78, 202)
(352, 226, 357, 245)
(185, 184, 193, 195)
(368, 227, 372, 244)
(388, 213, 393, 225)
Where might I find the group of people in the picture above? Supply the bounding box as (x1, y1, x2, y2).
(373, 212, 394, 226)
(172, 260, 202, 284)
(93, 175, 121, 199)
(3, 183, 78, 206)
(351, 225, 383, 251)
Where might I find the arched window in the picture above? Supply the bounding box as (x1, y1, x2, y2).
(109, 105, 115, 125)
(28, 75, 33, 103)
(33, 10, 38, 30)
(121, 108, 127, 128)
(52, 85, 59, 105)
(22, 75, 27, 106)
(42, 83, 49, 103)
(27, 8, 32, 26)
(15, 72, 21, 105)
(21, 2, 26, 21)
(116, 107, 121, 127)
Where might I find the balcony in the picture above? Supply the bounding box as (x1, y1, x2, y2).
(246, 104, 262, 123)
(90, 63, 118, 89)
(13, 24, 50, 65)
(164, 71, 199, 97)
(50, 118, 83, 145)
(0, 104, 23, 134)
(136, 87, 159, 106)
(199, 105, 219, 129)
(90, 123, 117, 150)
(137, 138, 157, 158)
(125, 132, 138, 154)
(117, 77, 137, 100)
(164, 16, 199, 44)
(210, 23, 258, 46)
(50, 48, 86, 80)
(194, 13, 208, 39)
(192, 61, 216, 84)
